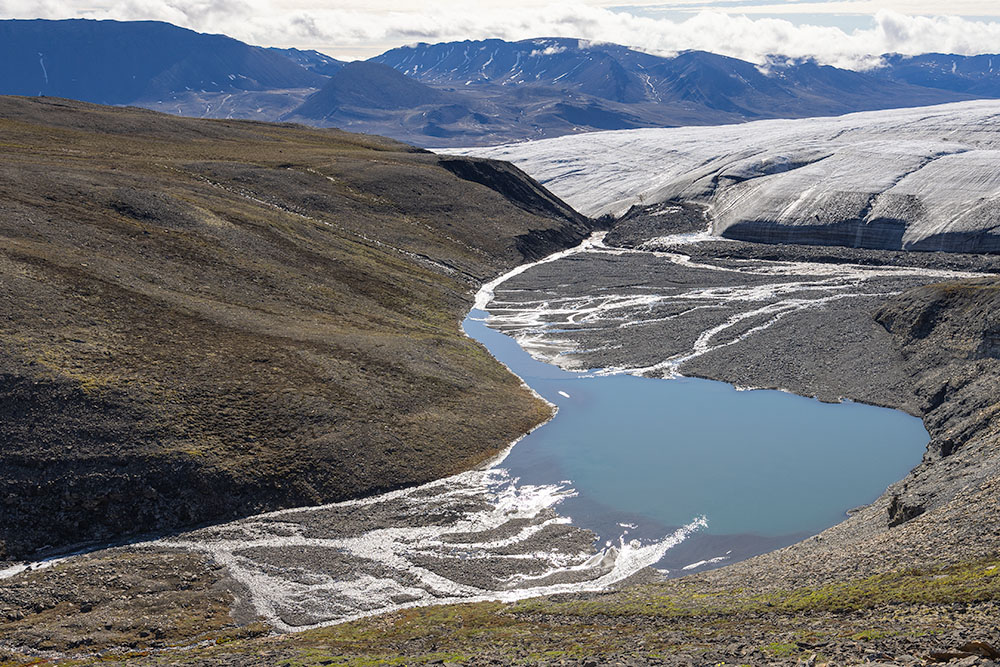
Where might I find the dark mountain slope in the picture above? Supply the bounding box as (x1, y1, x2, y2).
(285, 62, 504, 143)
(365, 38, 984, 145)
(267, 46, 345, 76)
(0, 95, 594, 560)
(648, 51, 794, 114)
(294, 61, 445, 117)
(0, 19, 326, 104)
(659, 52, 972, 119)
(877, 52, 1000, 96)
(4, 21, 1000, 147)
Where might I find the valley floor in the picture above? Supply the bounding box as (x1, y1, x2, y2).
(4, 206, 1000, 666)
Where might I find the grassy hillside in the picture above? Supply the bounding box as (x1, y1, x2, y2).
(0, 96, 593, 559)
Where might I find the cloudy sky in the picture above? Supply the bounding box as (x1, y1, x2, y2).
(3, 1, 1000, 68)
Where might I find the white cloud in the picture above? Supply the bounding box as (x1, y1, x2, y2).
(530, 45, 569, 57)
(3, 0, 1000, 67)
(662, 1, 1000, 16)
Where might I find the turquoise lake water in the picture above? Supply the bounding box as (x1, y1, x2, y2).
(464, 309, 929, 572)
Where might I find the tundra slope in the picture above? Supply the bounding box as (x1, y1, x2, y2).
(0, 96, 595, 561)
(462, 99, 1000, 254)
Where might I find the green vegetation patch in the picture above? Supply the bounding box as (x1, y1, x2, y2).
(10, 558, 1000, 665)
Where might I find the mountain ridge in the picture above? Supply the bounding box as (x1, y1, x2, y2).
(305, 38, 998, 145)
(0, 19, 326, 104)
(3, 19, 1000, 146)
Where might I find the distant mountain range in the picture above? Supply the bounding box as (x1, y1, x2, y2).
(3, 20, 1000, 146)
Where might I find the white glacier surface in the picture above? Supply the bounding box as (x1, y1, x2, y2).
(456, 100, 1000, 253)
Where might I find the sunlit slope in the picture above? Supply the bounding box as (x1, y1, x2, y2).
(463, 100, 1000, 253)
(0, 96, 592, 559)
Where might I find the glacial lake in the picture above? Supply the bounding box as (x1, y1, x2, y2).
(464, 309, 929, 573)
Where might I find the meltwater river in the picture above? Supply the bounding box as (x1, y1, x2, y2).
(4, 235, 936, 632)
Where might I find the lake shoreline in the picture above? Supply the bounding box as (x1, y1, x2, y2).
(479, 209, 1000, 601)
(470, 232, 932, 576)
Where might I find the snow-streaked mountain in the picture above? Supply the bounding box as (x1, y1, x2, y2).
(6, 20, 1000, 149)
(266, 47, 345, 76)
(877, 53, 1000, 97)
(374, 38, 981, 120)
(457, 100, 1000, 254)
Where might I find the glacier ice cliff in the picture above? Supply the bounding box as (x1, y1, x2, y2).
(459, 100, 1000, 254)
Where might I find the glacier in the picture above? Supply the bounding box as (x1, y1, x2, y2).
(458, 100, 1000, 254)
